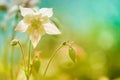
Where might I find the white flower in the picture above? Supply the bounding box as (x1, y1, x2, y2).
(15, 6, 61, 48)
(17, 69, 26, 80)
(5, 0, 40, 18)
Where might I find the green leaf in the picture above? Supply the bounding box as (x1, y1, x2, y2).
(69, 47, 76, 63)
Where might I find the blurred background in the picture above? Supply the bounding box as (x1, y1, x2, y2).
(0, 0, 120, 80)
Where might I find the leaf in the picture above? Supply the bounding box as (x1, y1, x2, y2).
(69, 47, 76, 63)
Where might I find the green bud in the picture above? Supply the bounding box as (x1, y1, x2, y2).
(62, 42, 67, 45)
(10, 39, 18, 46)
(69, 47, 76, 63)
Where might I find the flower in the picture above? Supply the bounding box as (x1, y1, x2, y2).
(6, 0, 40, 18)
(15, 6, 61, 48)
(17, 69, 26, 80)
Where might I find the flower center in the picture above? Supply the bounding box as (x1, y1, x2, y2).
(23, 14, 48, 35)
(31, 16, 41, 29)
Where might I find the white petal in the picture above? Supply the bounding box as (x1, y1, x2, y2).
(17, 69, 26, 80)
(43, 22, 61, 34)
(15, 20, 29, 32)
(29, 0, 39, 6)
(19, 6, 34, 16)
(6, 5, 18, 18)
(29, 30, 41, 48)
(9, 5, 18, 13)
(39, 8, 53, 17)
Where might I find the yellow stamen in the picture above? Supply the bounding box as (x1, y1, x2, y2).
(23, 14, 49, 35)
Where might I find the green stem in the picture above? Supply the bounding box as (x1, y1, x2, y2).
(10, 24, 16, 80)
(11, 47, 14, 80)
(10, 9, 19, 80)
(41, 45, 63, 80)
(27, 40, 31, 80)
(18, 41, 25, 66)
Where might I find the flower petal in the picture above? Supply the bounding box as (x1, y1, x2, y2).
(43, 22, 61, 34)
(39, 8, 53, 17)
(15, 20, 29, 32)
(29, 30, 41, 48)
(17, 69, 26, 80)
(19, 6, 34, 16)
(6, 5, 18, 18)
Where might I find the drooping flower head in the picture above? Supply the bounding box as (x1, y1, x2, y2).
(15, 6, 61, 48)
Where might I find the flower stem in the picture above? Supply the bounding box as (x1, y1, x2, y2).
(41, 44, 63, 80)
(11, 47, 14, 80)
(18, 41, 25, 66)
(27, 40, 31, 80)
(10, 25, 16, 80)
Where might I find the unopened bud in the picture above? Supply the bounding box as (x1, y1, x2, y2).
(10, 39, 18, 46)
(62, 42, 67, 46)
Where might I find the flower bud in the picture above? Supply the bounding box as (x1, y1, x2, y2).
(62, 42, 67, 46)
(10, 39, 18, 46)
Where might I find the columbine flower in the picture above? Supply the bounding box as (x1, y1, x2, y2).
(15, 6, 61, 48)
(6, 0, 40, 18)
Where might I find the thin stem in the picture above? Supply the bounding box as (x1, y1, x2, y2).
(27, 40, 31, 80)
(10, 7, 20, 80)
(41, 45, 63, 80)
(18, 41, 25, 66)
(10, 24, 16, 80)
(10, 9, 19, 80)
(11, 47, 14, 80)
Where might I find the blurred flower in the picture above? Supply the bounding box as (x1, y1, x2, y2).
(28, 0, 40, 7)
(67, 41, 86, 60)
(0, 0, 7, 6)
(15, 6, 61, 48)
(6, 0, 40, 18)
(17, 68, 35, 80)
(68, 41, 86, 60)
(0, 0, 8, 11)
(57, 41, 86, 65)
(17, 69, 26, 80)
(6, 4, 19, 18)
(12, 0, 39, 6)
